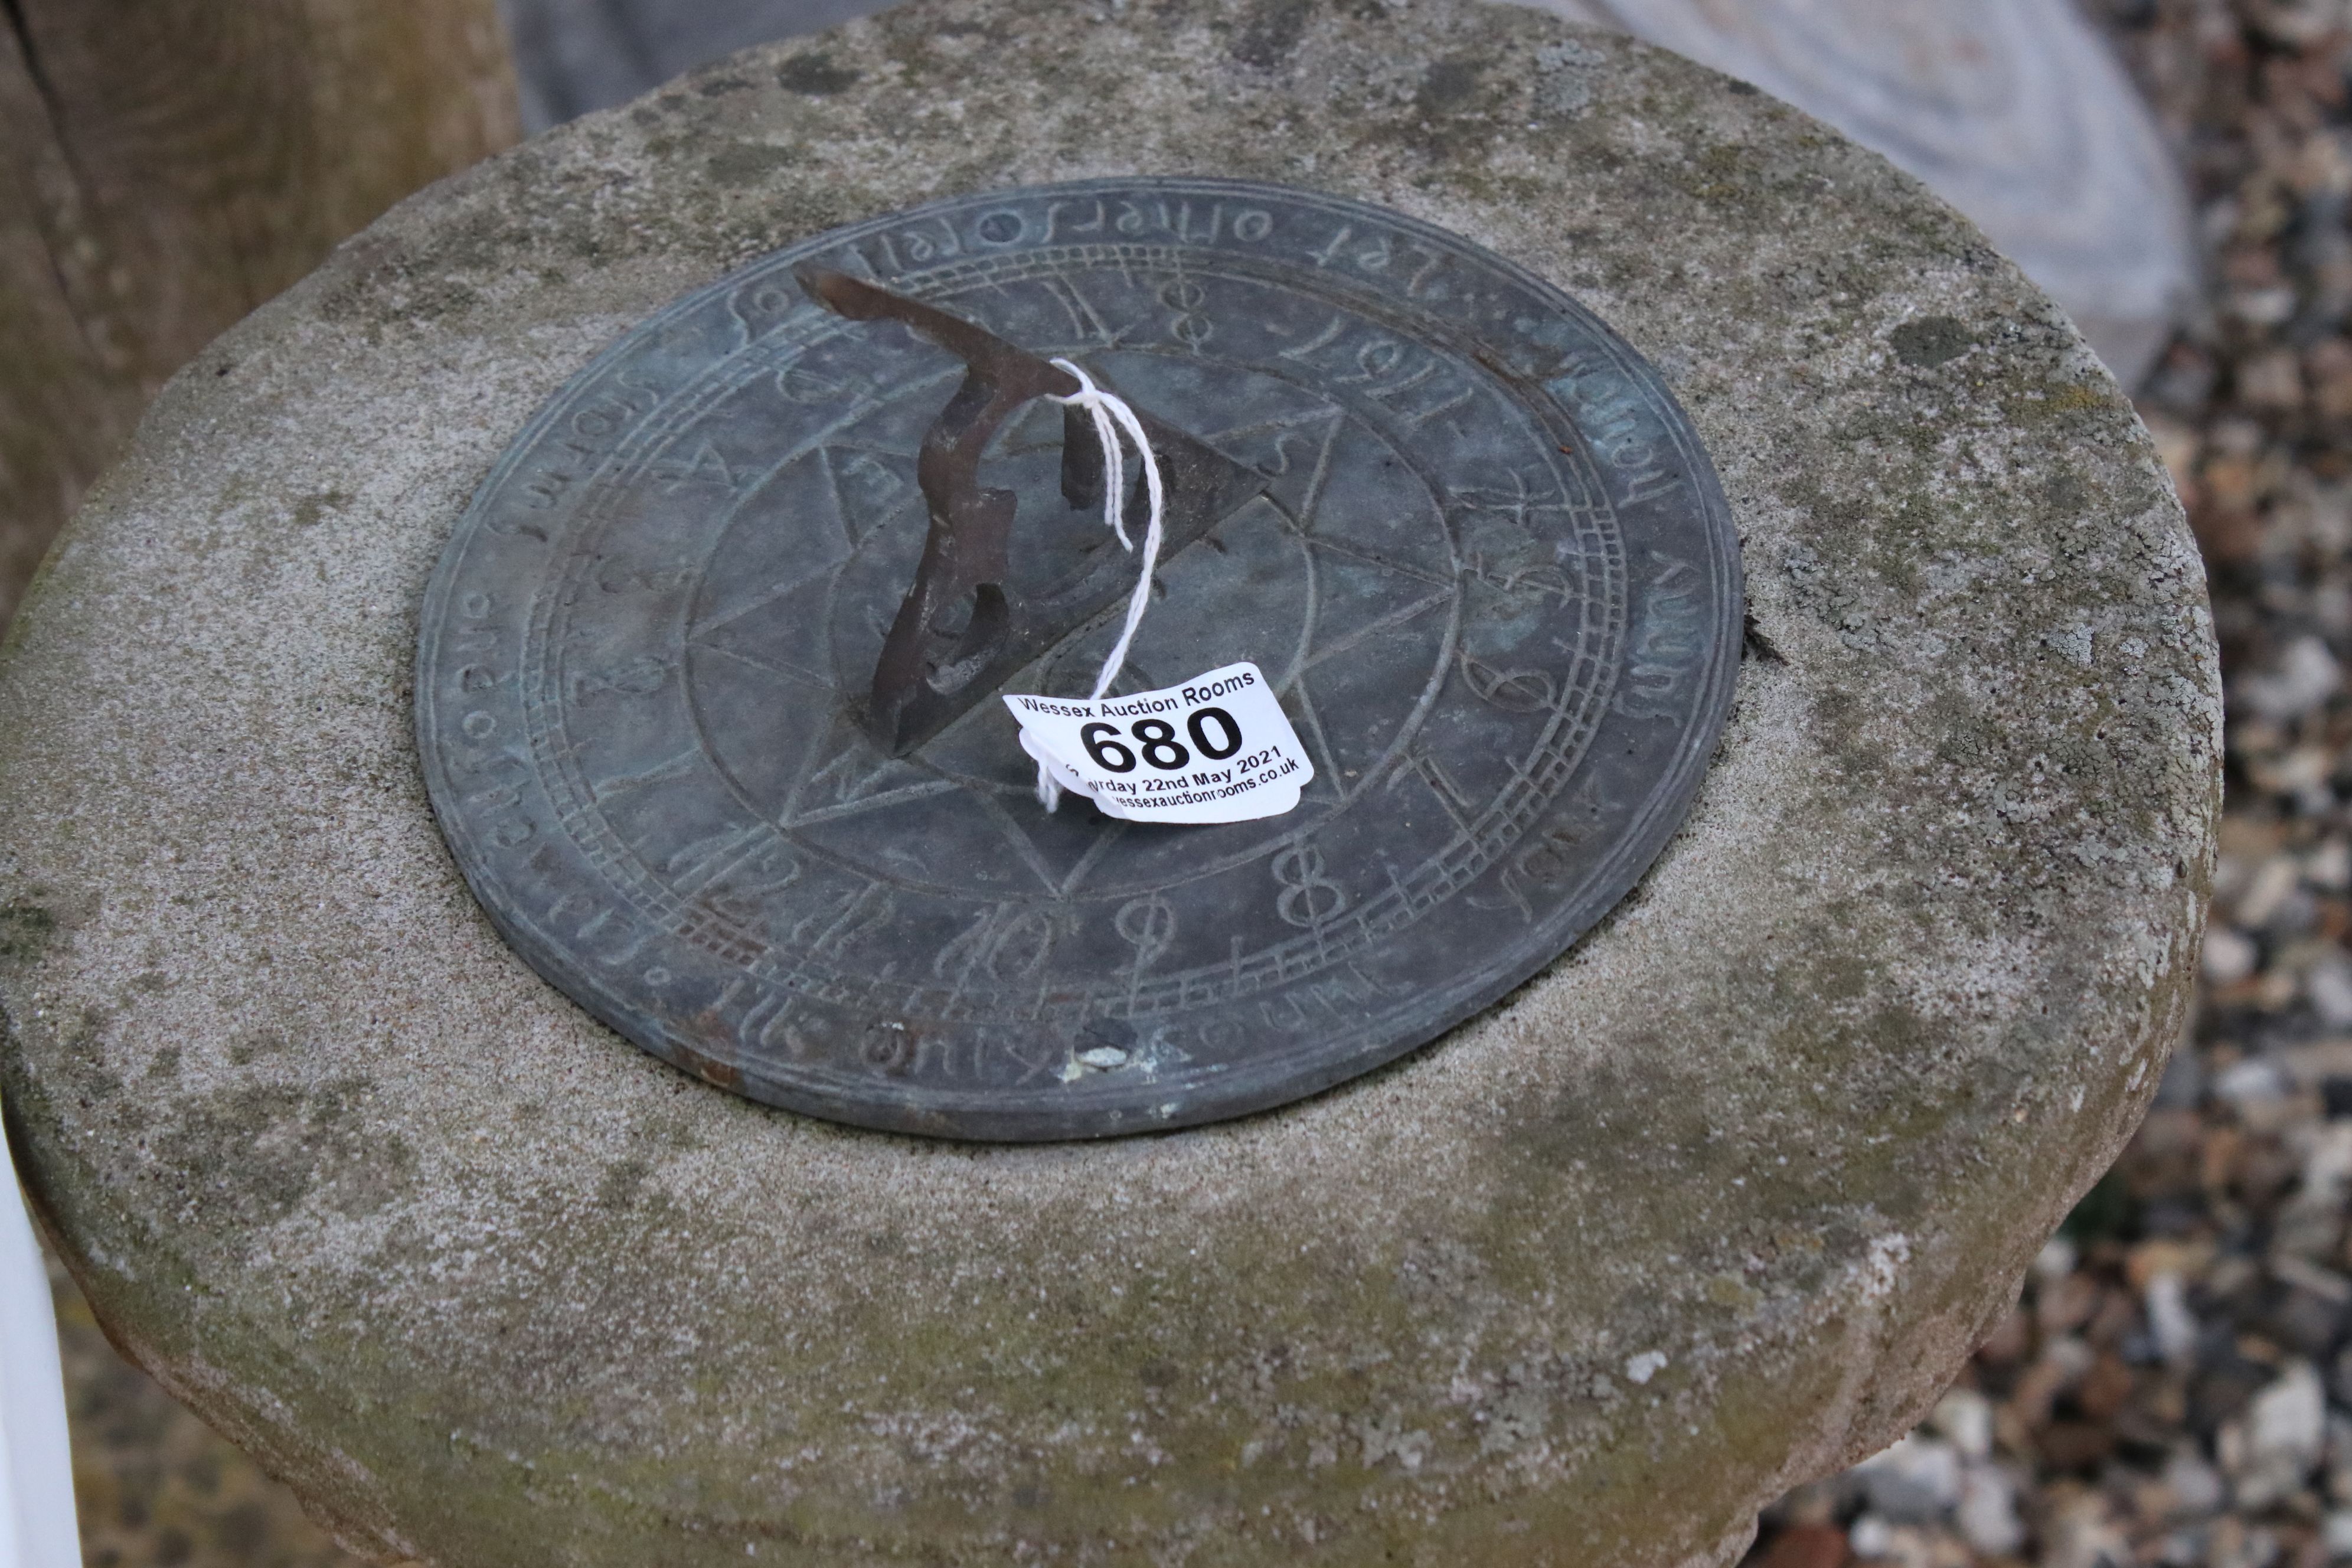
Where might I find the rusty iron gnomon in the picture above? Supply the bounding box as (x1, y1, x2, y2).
(795, 266, 1267, 756)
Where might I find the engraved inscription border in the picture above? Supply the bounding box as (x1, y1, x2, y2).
(415, 178, 1742, 1140)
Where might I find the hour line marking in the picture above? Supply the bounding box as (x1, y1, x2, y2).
(690, 569, 826, 640)
(1389, 749, 1480, 838)
(1286, 406, 1347, 536)
(791, 739, 923, 818)
(667, 824, 772, 898)
(1056, 821, 1128, 899)
(1041, 274, 1131, 347)
(779, 716, 859, 823)
(782, 779, 962, 829)
(684, 367, 952, 570)
(687, 442, 875, 639)
(974, 789, 1079, 895)
(1304, 532, 1454, 589)
(694, 639, 829, 687)
(1298, 587, 1453, 674)
(1198, 404, 1343, 458)
(1283, 678, 1350, 804)
(589, 748, 700, 799)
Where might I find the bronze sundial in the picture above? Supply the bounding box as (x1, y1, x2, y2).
(415, 178, 1741, 1141)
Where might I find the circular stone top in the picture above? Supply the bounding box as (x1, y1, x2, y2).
(0, 3, 2218, 1567)
(414, 174, 1745, 1142)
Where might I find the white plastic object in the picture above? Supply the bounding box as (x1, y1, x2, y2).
(0, 1146, 80, 1568)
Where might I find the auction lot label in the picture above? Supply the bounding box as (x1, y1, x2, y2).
(1005, 662, 1312, 824)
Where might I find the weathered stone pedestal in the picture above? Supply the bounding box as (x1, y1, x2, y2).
(0, 2, 2219, 1565)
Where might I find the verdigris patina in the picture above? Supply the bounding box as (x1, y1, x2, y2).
(414, 177, 1742, 1141)
(0, 1, 2218, 1564)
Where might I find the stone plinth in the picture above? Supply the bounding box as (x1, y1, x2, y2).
(0, 2, 2219, 1565)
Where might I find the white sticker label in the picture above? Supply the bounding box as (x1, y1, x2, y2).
(1004, 662, 1312, 824)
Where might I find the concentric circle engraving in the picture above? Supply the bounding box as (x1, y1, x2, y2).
(416, 178, 1742, 1140)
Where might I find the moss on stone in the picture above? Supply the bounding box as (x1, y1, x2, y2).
(0, 0, 2216, 1563)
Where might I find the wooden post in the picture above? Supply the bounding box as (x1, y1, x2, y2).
(0, 1, 519, 629)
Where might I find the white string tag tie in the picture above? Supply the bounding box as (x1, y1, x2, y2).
(1033, 359, 1167, 812)
(1007, 361, 1312, 826)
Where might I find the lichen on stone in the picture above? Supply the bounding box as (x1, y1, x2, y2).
(0, 1, 2216, 1564)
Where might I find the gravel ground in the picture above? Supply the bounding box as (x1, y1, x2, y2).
(1748, 5, 2352, 1568)
(46, 1249, 357, 1567)
(27, 3, 2347, 1564)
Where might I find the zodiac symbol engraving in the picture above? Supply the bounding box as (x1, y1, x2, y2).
(1158, 276, 1213, 347)
(1462, 655, 1557, 714)
(1115, 896, 1178, 972)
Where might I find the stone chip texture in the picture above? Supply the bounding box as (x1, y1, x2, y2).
(0, 1, 2220, 1564)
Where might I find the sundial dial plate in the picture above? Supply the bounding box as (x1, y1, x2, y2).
(415, 178, 1742, 1141)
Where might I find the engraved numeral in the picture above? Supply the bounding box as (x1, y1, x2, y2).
(792, 884, 896, 956)
(1272, 844, 1348, 929)
(935, 903, 1058, 984)
(1387, 750, 1479, 837)
(1279, 315, 1346, 364)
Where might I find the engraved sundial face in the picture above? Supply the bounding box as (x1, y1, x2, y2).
(415, 178, 1742, 1141)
